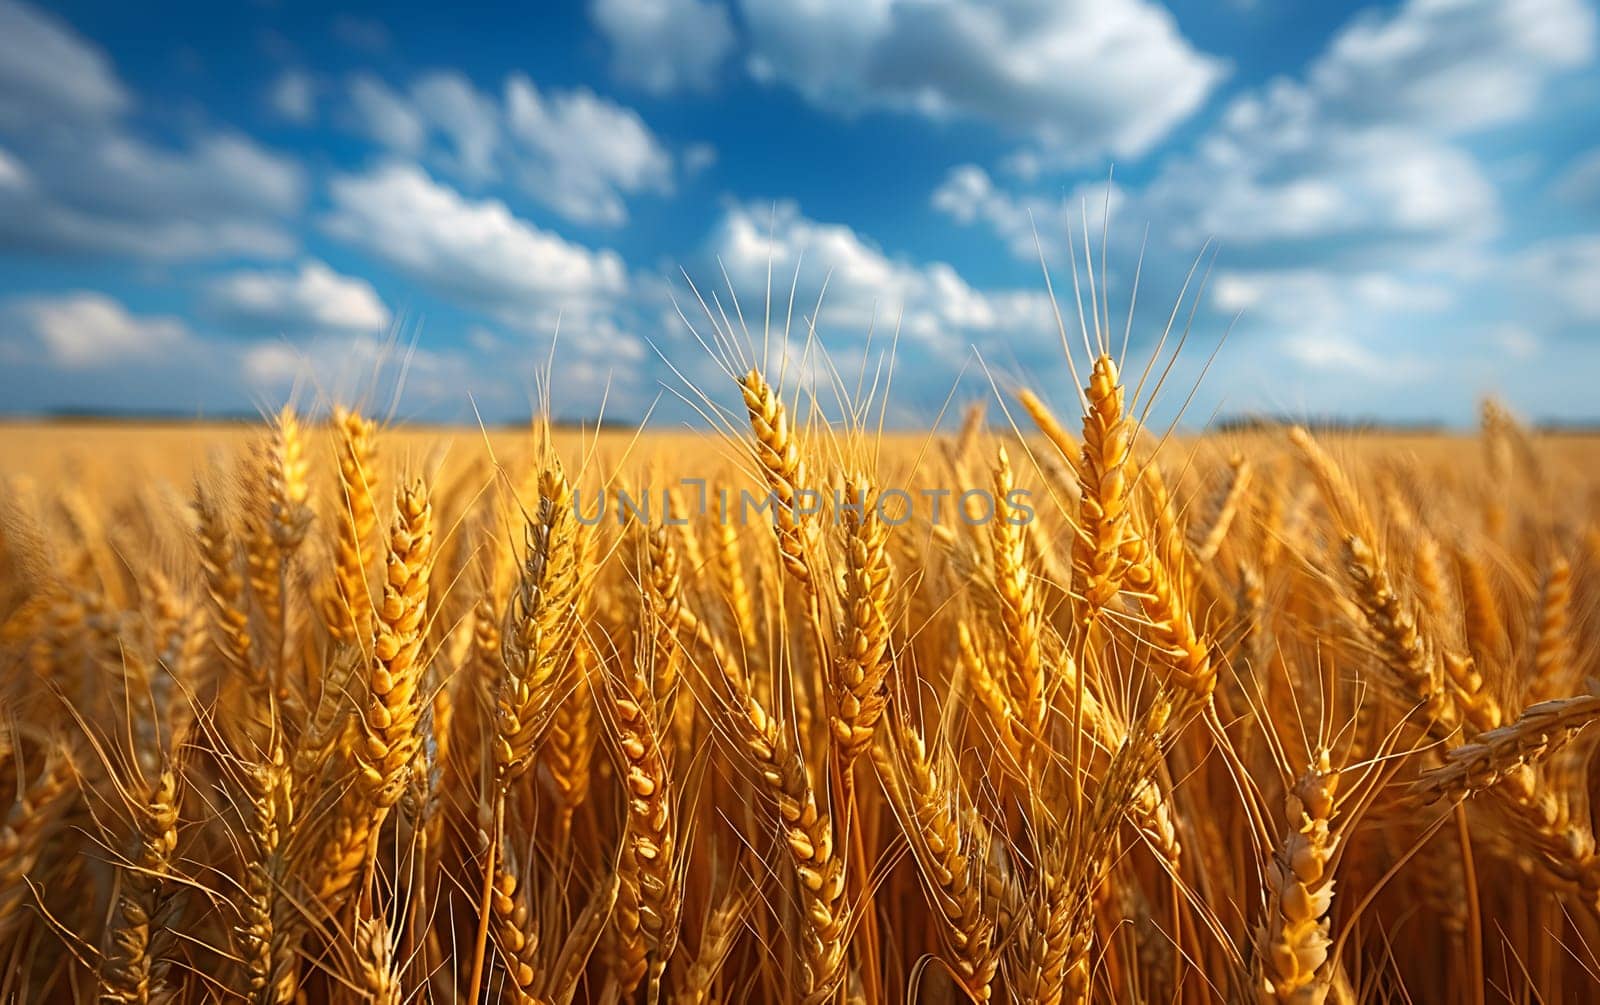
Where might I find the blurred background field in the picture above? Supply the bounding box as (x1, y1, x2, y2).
(6, 418, 1599, 485)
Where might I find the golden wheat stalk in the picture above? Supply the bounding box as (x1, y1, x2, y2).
(1074, 354, 1136, 623)
(357, 480, 434, 810)
(738, 367, 813, 591)
(828, 477, 893, 770)
(1254, 752, 1341, 1003)
(719, 674, 849, 1004)
(326, 408, 379, 644)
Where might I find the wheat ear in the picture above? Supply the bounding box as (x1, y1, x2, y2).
(1125, 527, 1215, 703)
(1342, 535, 1456, 733)
(1415, 691, 1600, 803)
(0, 741, 73, 946)
(194, 485, 255, 681)
(1529, 556, 1574, 702)
(720, 675, 849, 1004)
(235, 739, 298, 1004)
(356, 480, 433, 809)
(266, 405, 312, 556)
(738, 367, 813, 591)
(495, 467, 580, 787)
(488, 848, 542, 1004)
(100, 765, 180, 1005)
(326, 407, 379, 643)
(829, 477, 893, 770)
(1074, 354, 1136, 623)
(351, 916, 402, 1005)
(990, 447, 1046, 744)
(671, 885, 747, 1004)
(609, 641, 682, 996)
(875, 722, 998, 1001)
(1255, 752, 1342, 1004)
(1193, 452, 1251, 562)
(1018, 388, 1077, 462)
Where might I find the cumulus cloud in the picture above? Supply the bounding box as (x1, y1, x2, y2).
(207, 261, 391, 334)
(1130, 0, 1592, 259)
(1310, 0, 1594, 134)
(1277, 333, 1425, 382)
(932, 166, 1125, 261)
(0, 1, 305, 261)
(240, 333, 474, 400)
(1193, 266, 1462, 411)
(1144, 109, 1498, 254)
(411, 73, 502, 181)
(5, 292, 189, 367)
(590, 0, 735, 94)
(0, 0, 126, 127)
(941, 114, 1499, 273)
(341, 70, 677, 225)
(935, 0, 1596, 275)
(347, 73, 426, 151)
(683, 142, 717, 176)
(0, 130, 304, 260)
(1212, 270, 1453, 317)
(0, 145, 27, 189)
(348, 71, 512, 186)
(503, 75, 675, 225)
(739, 0, 1224, 157)
(705, 201, 1054, 359)
(323, 162, 628, 329)
(1517, 236, 1600, 322)
(1, 293, 507, 421)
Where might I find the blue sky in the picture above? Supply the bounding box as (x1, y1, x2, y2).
(1, 0, 1598, 427)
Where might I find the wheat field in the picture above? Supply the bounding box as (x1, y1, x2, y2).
(1, 345, 1597, 1003)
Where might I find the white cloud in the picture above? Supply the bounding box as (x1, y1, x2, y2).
(707, 201, 1054, 358)
(738, 0, 1225, 158)
(0, 0, 127, 128)
(0, 130, 304, 260)
(242, 334, 456, 390)
(268, 69, 316, 124)
(412, 72, 502, 181)
(1135, 0, 1593, 252)
(91, 132, 302, 217)
(937, 0, 1582, 265)
(1192, 266, 1465, 405)
(503, 75, 674, 225)
(347, 73, 426, 151)
(7, 292, 189, 367)
(590, 0, 735, 94)
(1280, 337, 1395, 384)
(932, 165, 1125, 260)
(1517, 236, 1600, 321)
(323, 162, 628, 327)
(1147, 111, 1498, 250)
(0, 3, 305, 262)
(341, 71, 676, 225)
(208, 261, 391, 334)
(1212, 269, 1453, 317)
(0, 295, 536, 420)
(1311, 0, 1594, 134)
(0, 146, 27, 189)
